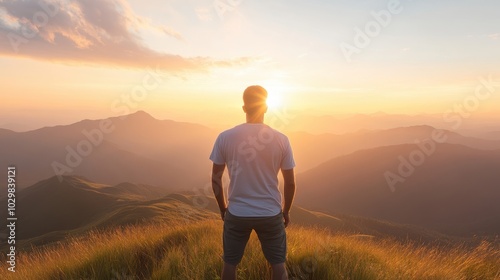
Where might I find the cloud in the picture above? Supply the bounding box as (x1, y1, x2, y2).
(488, 33, 499, 40)
(0, 0, 244, 72)
(195, 7, 213, 22)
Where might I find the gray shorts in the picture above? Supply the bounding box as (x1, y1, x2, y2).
(223, 211, 287, 265)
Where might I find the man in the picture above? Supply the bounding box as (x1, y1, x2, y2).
(210, 85, 296, 280)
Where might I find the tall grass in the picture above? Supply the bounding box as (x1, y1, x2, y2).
(2, 220, 499, 280)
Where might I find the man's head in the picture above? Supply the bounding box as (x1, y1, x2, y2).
(242, 85, 268, 118)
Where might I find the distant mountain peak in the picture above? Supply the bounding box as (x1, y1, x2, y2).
(370, 111, 388, 116)
(391, 124, 436, 131)
(0, 128, 16, 136)
(127, 110, 156, 120)
(44, 175, 94, 187)
(111, 110, 160, 125)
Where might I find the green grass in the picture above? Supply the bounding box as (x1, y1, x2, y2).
(2, 220, 499, 280)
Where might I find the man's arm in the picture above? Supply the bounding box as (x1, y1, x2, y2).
(212, 163, 227, 220)
(282, 168, 296, 227)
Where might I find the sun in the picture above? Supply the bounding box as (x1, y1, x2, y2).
(266, 94, 284, 110)
(263, 81, 293, 111)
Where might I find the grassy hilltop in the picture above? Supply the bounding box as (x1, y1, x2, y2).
(2, 220, 499, 280)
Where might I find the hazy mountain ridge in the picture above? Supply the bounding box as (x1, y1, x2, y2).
(487, 131, 500, 140)
(284, 112, 500, 136)
(0, 128, 15, 138)
(0, 175, 216, 247)
(296, 143, 500, 236)
(0, 111, 216, 188)
(289, 124, 500, 172)
(2, 175, 171, 240)
(3, 111, 499, 189)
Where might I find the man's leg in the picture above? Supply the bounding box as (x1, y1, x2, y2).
(254, 213, 288, 280)
(222, 263, 237, 280)
(222, 211, 252, 279)
(271, 263, 288, 280)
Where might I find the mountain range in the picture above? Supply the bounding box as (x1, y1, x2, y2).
(281, 112, 500, 136)
(289, 125, 500, 172)
(2, 111, 500, 187)
(0, 111, 216, 189)
(1, 111, 499, 241)
(296, 143, 500, 236)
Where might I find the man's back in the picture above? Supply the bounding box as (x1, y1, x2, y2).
(210, 85, 295, 280)
(210, 123, 295, 217)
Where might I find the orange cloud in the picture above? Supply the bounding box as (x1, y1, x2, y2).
(0, 0, 247, 72)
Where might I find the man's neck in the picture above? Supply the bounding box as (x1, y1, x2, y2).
(246, 114, 264, 124)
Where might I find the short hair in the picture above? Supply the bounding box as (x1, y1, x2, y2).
(243, 85, 268, 115)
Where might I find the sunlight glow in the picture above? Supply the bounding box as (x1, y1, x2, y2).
(266, 94, 284, 110)
(265, 82, 290, 111)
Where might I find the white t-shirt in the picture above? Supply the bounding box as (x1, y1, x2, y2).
(209, 123, 296, 217)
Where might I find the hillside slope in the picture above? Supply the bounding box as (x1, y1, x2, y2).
(0, 175, 173, 240)
(0, 175, 465, 251)
(1, 220, 498, 280)
(296, 143, 500, 236)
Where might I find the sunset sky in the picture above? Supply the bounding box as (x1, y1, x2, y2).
(1, 0, 499, 130)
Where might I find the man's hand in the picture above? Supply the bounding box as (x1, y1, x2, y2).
(221, 207, 227, 221)
(283, 212, 290, 228)
(282, 168, 295, 228)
